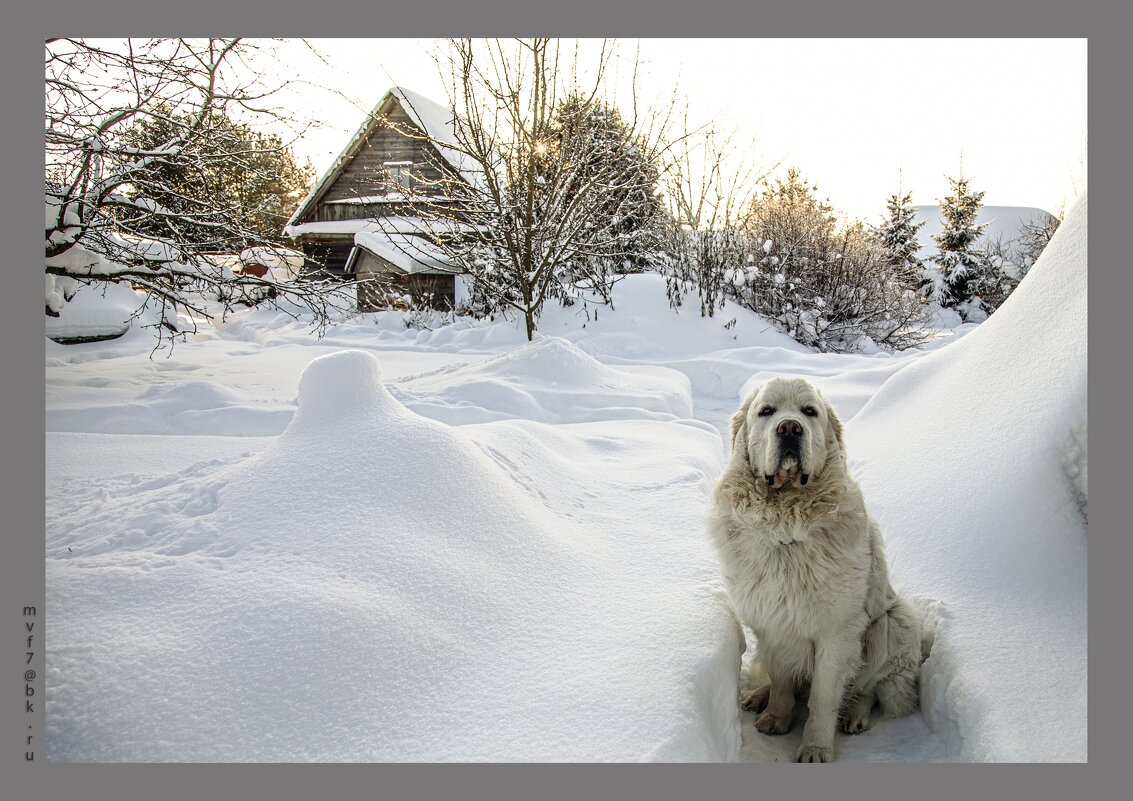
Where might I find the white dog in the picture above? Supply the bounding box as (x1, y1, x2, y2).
(707, 377, 924, 763)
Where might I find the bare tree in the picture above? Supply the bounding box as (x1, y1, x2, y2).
(45, 38, 350, 347)
(378, 38, 675, 341)
(660, 112, 773, 317)
(1015, 210, 1062, 278)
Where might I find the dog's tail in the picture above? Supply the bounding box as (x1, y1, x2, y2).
(907, 594, 940, 663)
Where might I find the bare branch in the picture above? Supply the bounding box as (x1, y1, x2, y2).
(45, 37, 344, 349)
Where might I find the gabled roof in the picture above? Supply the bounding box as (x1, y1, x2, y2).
(350, 230, 461, 276)
(286, 87, 478, 230)
(284, 215, 482, 240)
(392, 87, 481, 189)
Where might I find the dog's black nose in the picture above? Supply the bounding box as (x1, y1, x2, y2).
(777, 419, 803, 437)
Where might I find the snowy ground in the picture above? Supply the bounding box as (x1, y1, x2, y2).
(44, 196, 1087, 762)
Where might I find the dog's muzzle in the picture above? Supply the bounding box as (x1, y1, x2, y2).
(765, 419, 809, 487)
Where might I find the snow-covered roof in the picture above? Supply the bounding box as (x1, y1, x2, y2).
(284, 216, 482, 240)
(391, 86, 482, 191)
(285, 87, 480, 230)
(912, 205, 1057, 259)
(351, 230, 460, 276)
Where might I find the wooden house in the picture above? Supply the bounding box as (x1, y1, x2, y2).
(284, 87, 476, 311)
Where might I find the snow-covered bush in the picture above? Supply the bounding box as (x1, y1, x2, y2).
(729, 170, 931, 353)
(662, 227, 748, 319)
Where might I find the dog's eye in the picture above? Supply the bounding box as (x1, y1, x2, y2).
(801, 405, 818, 417)
(757, 406, 775, 417)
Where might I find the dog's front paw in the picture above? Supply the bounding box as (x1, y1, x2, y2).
(740, 684, 770, 713)
(754, 709, 793, 735)
(795, 744, 834, 763)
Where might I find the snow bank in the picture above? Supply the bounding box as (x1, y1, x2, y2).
(44, 281, 157, 344)
(46, 349, 738, 761)
(201, 273, 808, 370)
(538, 274, 809, 362)
(848, 193, 1088, 761)
(395, 336, 693, 424)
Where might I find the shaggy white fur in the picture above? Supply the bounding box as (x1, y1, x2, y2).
(707, 377, 924, 763)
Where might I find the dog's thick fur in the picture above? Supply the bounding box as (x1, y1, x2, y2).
(707, 377, 923, 763)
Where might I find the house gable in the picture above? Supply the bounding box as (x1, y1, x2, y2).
(314, 105, 447, 220)
(285, 88, 473, 286)
(288, 88, 468, 228)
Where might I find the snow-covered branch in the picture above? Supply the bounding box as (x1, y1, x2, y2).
(44, 38, 336, 344)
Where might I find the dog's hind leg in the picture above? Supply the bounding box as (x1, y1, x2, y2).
(875, 664, 919, 719)
(839, 689, 877, 734)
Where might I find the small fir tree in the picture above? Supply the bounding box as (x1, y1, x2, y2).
(930, 175, 994, 320)
(877, 187, 926, 289)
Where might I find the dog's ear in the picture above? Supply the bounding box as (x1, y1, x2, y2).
(824, 399, 845, 450)
(729, 390, 757, 460)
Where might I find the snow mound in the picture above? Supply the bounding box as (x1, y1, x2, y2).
(47, 378, 293, 437)
(45, 282, 152, 343)
(141, 380, 244, 408)
(847, 193, 1088, 762)
(539, 273, 809, 361)
(47, 349, 739, 761)
(295, 347, 386, 416)
(395, 336, 693, 424)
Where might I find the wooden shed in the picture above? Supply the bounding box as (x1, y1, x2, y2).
(284, 87, 476, 311)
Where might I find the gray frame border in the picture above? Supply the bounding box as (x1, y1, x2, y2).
(9, 2, 1113, 799)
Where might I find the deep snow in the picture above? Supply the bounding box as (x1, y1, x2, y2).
(44, 195, 1086, 762)
(849, 194, 1088, 761)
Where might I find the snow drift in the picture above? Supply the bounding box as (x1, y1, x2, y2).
(394, 336, 693, 424)
(44, 193, 1087, 763)
(848, 193, 1088, 761)
(46, 349, 738, 761)
(45, 282, 157, 344)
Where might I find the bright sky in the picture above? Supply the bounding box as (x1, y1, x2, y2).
(259, 38, 1087, 223)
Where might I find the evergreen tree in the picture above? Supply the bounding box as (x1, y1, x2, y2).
(930, 175, 994, 319)
(120, 107, 316, 251)
(876, 188, 926, 289)
(548, 94, 669, 275)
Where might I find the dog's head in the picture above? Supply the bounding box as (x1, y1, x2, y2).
(729, 377, 845, 491)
